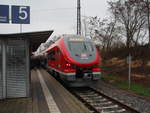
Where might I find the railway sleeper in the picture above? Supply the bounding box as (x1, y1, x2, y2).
(77, 92, 97, 95)
(103, 108, 126, 113)
(91, 101, 112, 106)
(80, 95, 102, 99)
(99, 105, 118, 109)
(78, 93, 99, 96)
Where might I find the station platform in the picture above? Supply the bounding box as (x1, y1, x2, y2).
(0, 68, 90, 113)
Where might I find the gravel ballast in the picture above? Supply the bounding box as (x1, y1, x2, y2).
(92, 80, 150, 113)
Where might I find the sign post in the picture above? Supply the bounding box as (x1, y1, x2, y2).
(11, 5, 30, 33)
(127, 54, 132, 89)
(0, 5, 30, 33)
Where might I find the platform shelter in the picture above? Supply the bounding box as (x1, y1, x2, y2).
(0, 30, 53, 99)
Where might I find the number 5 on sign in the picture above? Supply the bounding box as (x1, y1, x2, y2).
(12, 6, 30, 24)
(19, 7, 28, 20)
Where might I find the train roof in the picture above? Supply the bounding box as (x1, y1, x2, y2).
(62, 34, 92, 41)
(45, 34, 93, 53)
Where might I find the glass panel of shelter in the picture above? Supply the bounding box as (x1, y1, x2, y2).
(6, 38, 27, 98)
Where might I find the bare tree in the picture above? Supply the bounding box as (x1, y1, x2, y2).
(130, 0, 150, 47)
(108, 0, 147, 49)
(84, 16, 121, 51)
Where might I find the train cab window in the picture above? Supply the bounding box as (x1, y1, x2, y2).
(68, 41, 94, 52)
(48, 51, 55, 60)
(85, 42, 94, 52)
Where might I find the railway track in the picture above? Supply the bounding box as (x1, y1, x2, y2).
(70, 87, 141, 113)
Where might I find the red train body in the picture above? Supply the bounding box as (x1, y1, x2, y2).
(45, 35, 101, 86)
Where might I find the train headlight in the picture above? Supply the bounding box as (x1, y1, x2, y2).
(66, 63, 71, 67)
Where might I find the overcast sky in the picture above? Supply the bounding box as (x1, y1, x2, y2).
(0, 0, 109, 36)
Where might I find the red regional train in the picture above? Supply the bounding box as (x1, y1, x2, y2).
(45, 35, 101, 87)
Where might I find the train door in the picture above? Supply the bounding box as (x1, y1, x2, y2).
(0, 40, 2, 99)
(6, 39, 28, 98)
(57, 50, 62, 70)
(55, 49, 59, 70)
(48, 50, 55, 68)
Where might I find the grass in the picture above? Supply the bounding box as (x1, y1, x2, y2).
(101, 74, 150, 97)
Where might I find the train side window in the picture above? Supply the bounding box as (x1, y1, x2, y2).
(48, 51, 55, 60)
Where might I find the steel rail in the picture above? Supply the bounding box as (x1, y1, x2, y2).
(70, 87, 142, 113)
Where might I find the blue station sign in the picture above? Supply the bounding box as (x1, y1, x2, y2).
(0, 5, 9, 23)
(12, 5, 30, 24)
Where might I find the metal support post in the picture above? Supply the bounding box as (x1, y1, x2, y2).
(2, 39, 6, 99)
(128, 54, 132, 89)
(77, 0, 81, 35)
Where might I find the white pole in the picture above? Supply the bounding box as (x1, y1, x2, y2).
(20, 24, 22, 33)
(128, 54, 131, 89)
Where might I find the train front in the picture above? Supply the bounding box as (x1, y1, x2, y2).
(63, 35, 101, 86)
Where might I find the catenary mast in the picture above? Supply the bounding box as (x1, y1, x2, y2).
(77, 0, 81, 35)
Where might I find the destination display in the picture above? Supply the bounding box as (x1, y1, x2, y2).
(69, 38, 84, 41)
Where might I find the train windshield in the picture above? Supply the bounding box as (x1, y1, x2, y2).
(68, 41, 94, 52)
